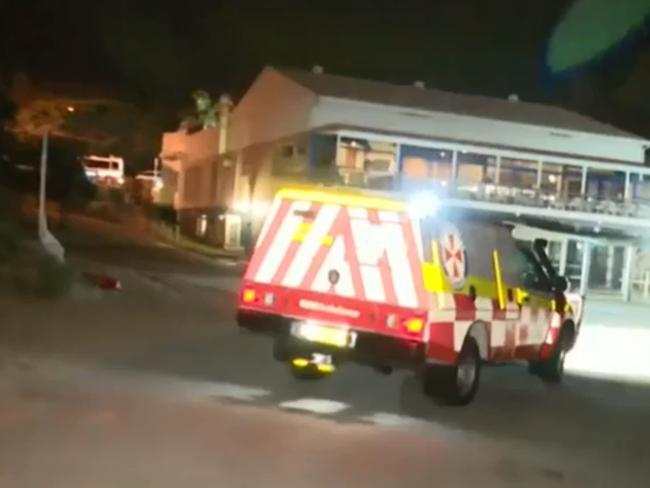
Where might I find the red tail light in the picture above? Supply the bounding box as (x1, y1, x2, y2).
(240, 286, 275, 307)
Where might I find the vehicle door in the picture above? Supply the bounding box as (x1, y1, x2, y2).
(498, 234, 554, 358)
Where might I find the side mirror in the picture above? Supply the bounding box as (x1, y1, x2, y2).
(552, 276, 569, 293)
(533, 238, 548, 250)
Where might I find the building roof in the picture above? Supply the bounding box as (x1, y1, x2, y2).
(277, 67, 643, 140)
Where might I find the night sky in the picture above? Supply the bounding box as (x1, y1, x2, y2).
(2, 0, 650, 132)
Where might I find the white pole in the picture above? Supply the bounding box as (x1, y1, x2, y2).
(494, 155, 501, 185)
(38, 131, 49, 237)
(644, 271, 650, 299)
(38, 131, 65, 263)
(559, 239, 569, 276)
(579, 241, 591, 296)
(605, 245, 615, 289)
(624, 171, 631, 201)
(621, 246, 634, 302)
(536, 160, 543, 190)
(581, 166, 588, 196)
(451, 150, 458, 182)
(394, 143, 402, 189)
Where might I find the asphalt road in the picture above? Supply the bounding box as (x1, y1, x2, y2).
(1, 217, 649, 487)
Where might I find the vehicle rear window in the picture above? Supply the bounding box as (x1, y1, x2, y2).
(84, 160, 110, 169)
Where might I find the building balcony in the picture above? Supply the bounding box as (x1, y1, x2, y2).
(284, 131, 650, 235)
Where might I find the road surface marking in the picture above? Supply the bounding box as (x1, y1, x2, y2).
(359, 412, 429, 429)
(279, 398, 350, 415)
(208, 382, 272, 401)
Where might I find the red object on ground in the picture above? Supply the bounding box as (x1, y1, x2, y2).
(83, 272, 122, 291)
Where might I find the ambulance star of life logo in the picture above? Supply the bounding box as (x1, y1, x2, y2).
(439, 225, 467, 290)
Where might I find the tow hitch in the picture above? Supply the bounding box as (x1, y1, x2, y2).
(291, 353, 336, 374)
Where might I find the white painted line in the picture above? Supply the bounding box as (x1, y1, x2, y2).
(279, 398, 350, 415)
(359, 412, 427, 429)
(208, 382, 271, 401)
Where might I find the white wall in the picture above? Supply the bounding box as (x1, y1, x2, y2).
(311, 97, 648, 164)
(228, 68, 317, 151)
(161, 127, 221, 210)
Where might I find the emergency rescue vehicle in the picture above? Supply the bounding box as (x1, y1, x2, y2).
(237, 186, 584, 405)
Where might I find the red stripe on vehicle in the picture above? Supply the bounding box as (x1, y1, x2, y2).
(270, 202, 319, 285)
(244, 199, 291, 280)
(299, 205, 345, 291)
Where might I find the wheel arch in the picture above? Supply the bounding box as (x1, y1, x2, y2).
(561, 319, 577, 350)
(465, 321, 489, 361)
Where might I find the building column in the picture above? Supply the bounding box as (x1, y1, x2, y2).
(335, 133, 342, 166)
(536, 160, 543, 190)
(395, 143, 403, 190)
(556, 165, 564, 198)
(624, 171, 632, 201)
(579, 241, 592, 296)
(494, 155, 502, 185)
(605, 245, 616, 289)
(559, 239, 569, 276)
(451, 150, 459, 183)
(621, 245, 635, 302)
(581, 166, 588, 196)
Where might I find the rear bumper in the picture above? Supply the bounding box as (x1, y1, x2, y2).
(237, 309, 426, 369)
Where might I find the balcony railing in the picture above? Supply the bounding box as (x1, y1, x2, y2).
(302, 166, 650, 220)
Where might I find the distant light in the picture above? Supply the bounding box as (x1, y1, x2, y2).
(408, 191, 440, 218)
(440, 151, 446, 158)
(548, 174, 558, 184)
(66, 106, 76, 113)
(233, 200, 269, 216)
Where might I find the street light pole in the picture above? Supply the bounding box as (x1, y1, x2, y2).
(38, 131, 49, 236)
(38, 130, 65, 263)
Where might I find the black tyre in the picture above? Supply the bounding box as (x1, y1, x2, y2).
(236, 310, 259, 330)
(272, 338, 290, 362)
(423, 338, 481, 406)
(530, 326, 571, 384)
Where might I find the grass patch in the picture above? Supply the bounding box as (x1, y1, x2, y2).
(0, 221, 25, 264)
(10, 250, 77, 299)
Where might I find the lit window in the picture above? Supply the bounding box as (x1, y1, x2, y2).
(197, 214, 208, 237)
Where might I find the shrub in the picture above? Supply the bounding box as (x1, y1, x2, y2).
(34, 253, 76, 298)
(11, 251, 76, 298)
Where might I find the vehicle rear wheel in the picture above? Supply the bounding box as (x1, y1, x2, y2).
(423, 338, 481, 406)
(272, 338, 290, 362)
(530, 327, 571, 384)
